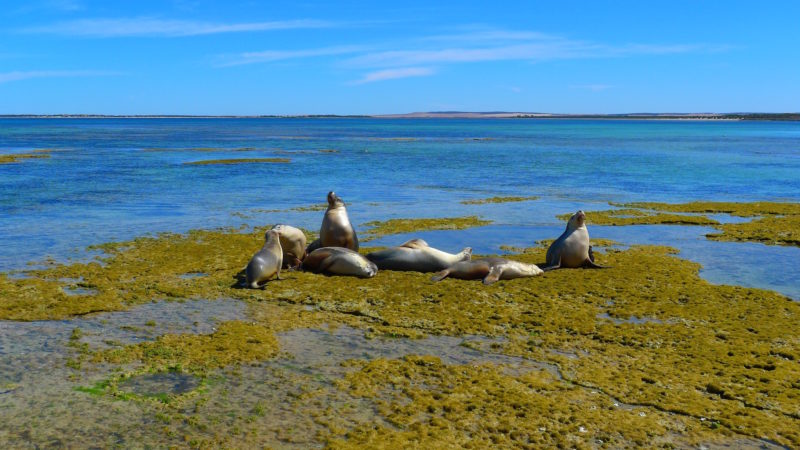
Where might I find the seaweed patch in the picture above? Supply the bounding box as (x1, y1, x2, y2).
(361, 216, 493, 241)
(184, 158, 291, 165)
(461, 196, 539, 205)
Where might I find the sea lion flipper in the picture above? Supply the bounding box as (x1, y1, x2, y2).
(482, 266, 503, 285)
(584, 259, 606, 269)
(540, 256, 561, 272)
(306, 238, 321, 254)
(430, 269, 450, 282)
(588, 245, 595, 262)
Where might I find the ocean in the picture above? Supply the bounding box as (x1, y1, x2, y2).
(1, 118, 799, 298)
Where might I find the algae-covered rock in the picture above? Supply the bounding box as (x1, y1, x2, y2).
(572, 201, 800, 247)
(461, 196, 539, 205)
(0, 149, 51, 164)
(361, 216, 492, 242)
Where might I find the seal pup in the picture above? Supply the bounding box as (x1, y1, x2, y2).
(245, 229, 283, 289)
(430, 258, 543, 285)
(271, 224, 307, 269)
(302, 247, 377, 278)
(306, 191, 359, 253)
(543, 210, 604, 270)
(366, 239, 472, 272)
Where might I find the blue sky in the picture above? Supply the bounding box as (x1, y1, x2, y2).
(1, 0, 798, 115)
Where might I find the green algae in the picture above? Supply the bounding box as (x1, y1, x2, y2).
(184, 158, 291, 165)
(328, 356, 727, 449)
(3, 222, 800, 446)
(558, 209, 720, 226)
(461, 196, 539, 205)
(616, 201, 800, 217)
(582, 202, 800, 247)
(708, 214, 800, 246)
(0, 149, 51, 164)
(361, 216, 493, 242)
(143, 147, 257, 152)
(96, 321, 279, 374)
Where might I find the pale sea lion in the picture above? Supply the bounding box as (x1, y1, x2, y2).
(245, 229, 283, 288)
(271, 224, 307, 268)
(430, 258, 543, 285)
(366, 239, 472, 272)
(306, 191, 359, 253)
(302, 247, 377, 278)
(543, 210, 604, 270)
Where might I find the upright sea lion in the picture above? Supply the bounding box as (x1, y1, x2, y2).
(245, 229, 283, 288)
(430, 258, 543, 285)
(271, 224, 307, 268)
(366, 239, 472, 272)
(302, 247, 377, 278)
(543, 210, 604, 270)
(306, 191, 359, 253)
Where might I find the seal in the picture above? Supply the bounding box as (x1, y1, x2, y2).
(366, 239, 472, 272)
(430, 258, 543, 285)
(306, 191, 359, 253)
(245, 229, 283, 289)
(543, 210, 604, 270)
(302, 247, 377, 278)
(271, 224, 307, 269)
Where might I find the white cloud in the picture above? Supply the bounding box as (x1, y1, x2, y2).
(21, 17, 334, 37)
(0, 70, 117, 84)
(218, 45, 365, 67)
(352, 67, 435, 84)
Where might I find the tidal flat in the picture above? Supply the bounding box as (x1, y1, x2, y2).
(1, 206, 799, 448)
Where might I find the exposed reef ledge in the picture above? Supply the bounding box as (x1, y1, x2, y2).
(0, 149, 51, 164)
(461, 196, 539, 205)
(361, 216, 492, 242)
(184, 158, 291, 165)
(568, 201, 800, 247)
(2, 226, 799, 445)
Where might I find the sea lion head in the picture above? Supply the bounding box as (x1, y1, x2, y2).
(264, 229, 281, 244)
(567, 210, 586, 230)
(271, 224, 289, 235)
(327, 191, 345, 208)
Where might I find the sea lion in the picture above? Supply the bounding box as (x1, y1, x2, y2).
(306, 191, 359, 253)
(245, 229, 283, 288)
(302, 247, 377, 278)
(543, 210, 604, 270)
(271, 224, 307, 268)
(366, 239, 472, 272)
(430, 258, 543, 285)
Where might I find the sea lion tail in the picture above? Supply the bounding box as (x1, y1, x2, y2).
(430, 270, 450, 282)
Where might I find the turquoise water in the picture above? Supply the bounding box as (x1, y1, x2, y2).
(1, 118, 799, 297)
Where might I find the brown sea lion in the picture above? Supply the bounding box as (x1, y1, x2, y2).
(430, 258, 543, 285)
(271, 224, 307, 268)
(306, 191, 359, 253)
(302, 247, 377, 278)
(543, 210, 604, 270)
(245, 229, 283, 288)
(366, 238, 472, 272)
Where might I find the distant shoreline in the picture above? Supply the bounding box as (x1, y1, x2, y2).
(1, 112, 798, 121)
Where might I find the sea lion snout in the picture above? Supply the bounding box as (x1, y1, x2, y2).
(327, 191, 339, 205)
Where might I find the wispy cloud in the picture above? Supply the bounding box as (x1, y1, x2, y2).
(21, 17, 334, 37)
(218, 45, 365, 67)
(0, 70, 117, 84)
(211, 26, 730, 85)
(352, 67, 435, 84)
(345, 42, 724, 68)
